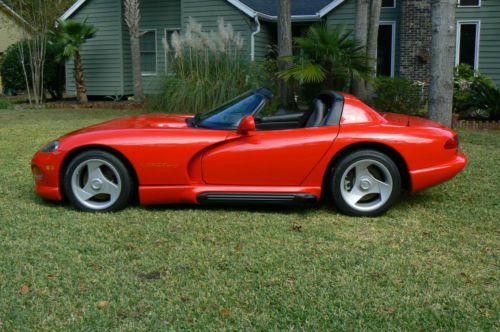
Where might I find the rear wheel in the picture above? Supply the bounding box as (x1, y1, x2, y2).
(330, 150, 401, 216)
(63, 150, 133, 212)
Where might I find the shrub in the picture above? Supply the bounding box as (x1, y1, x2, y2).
(469, 80, 500, 121)
(0, 99, 13, 109)
(278, 25, 370, 101)
(453, 64, 499, 120)
(149, 18, 261, 114)
(373, 76, 424, 115)
(0, 40, 65, 100)
(0, 42, 29, 92)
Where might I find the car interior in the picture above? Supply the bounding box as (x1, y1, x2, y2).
(254, 92, 344, 131)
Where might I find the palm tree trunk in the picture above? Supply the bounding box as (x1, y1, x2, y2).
(124, 0, 145, 104)
(277, 0, 294, 108)
(74, 51, 88, 103)
(130, 35, 144, 103)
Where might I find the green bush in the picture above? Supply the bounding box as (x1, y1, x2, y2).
(0, 99, 13, 109)
(469, 80, 500, 121)
(373, 76, 424, 115)
(149, 18, 262, 113)
(453, 64, 499, 120)
(0, 42, 29, 92)
(0, 40, 65, 99)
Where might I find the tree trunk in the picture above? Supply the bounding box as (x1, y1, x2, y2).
(428, 0, 456, 127)
(130, 35, 144, 103)
(124, 0, 145, 104)
(74, 51, 88, 103)
(365, 0, 382, 99)
(277, 0, 294, 108)
(352, 0, 370, 100)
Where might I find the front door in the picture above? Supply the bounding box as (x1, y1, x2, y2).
(201, 126, 339, 186)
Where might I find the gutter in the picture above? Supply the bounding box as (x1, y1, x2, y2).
(250, 16, 261, 61)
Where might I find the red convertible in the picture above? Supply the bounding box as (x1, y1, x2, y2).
(31, 88, 467, 216)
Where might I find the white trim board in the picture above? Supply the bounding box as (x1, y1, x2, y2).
(455, 20, 481, 70)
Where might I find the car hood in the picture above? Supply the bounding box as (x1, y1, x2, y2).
(63, 114, 194, 136)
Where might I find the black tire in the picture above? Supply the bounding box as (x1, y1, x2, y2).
(63, 150, 133, 212)
(330, 149, 401, 217)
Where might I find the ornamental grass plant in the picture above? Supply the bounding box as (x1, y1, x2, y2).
(150, 18, 259, 114)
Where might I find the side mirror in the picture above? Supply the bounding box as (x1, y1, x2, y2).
(237, 115, 256, 135)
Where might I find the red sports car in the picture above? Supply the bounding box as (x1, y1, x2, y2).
(31, 88, 467, 216)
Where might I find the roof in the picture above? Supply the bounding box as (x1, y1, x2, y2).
(62, 0, 345, 21)
(225, 0, 346, 21)
(240, 0, 333, 17)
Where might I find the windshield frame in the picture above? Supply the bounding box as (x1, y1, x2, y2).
(190, 89, 272, 130)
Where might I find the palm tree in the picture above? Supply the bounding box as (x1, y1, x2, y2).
(279, 25, 370, 91)
(52, 19, 97, 103)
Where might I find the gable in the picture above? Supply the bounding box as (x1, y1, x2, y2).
(62, 0, 345, 21)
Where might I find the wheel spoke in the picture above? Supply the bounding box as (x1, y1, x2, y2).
(343, 187, 366, 206)
(101, 177, 120, 200)
(87, 160, 105, 180)
(374, 179, 392, 201)
(75, 185, 96, 201)
(355, 161, 373, 180)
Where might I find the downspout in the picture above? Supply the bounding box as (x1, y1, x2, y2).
(250, 16, 261, 61)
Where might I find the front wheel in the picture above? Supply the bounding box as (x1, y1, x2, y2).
(330, 150, 401, 217)
(63, 150, 133, 212)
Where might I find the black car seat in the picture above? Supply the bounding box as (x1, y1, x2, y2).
(305, 99, 325, 127)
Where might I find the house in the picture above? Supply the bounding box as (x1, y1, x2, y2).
(61, 0, 500, 97)
(0, 0, 31, 92)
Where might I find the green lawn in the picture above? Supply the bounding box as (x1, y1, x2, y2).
(0, 108, 498, 331)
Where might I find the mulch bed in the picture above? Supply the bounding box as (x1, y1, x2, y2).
(45, 100, 143, 110)
(453, 119, 500, 130)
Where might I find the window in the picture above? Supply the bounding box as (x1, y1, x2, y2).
(458, 0, 480, 7)
(456, 21, 480, 70)
(377, 22, 396, 77)
(164, 28, 180, 74)
(382, 0, 395, 8)
(140, 30, 157, 75)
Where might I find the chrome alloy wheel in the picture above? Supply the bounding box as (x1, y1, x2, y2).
(71, 158, 122, 210)
(339, 159, 393, 212)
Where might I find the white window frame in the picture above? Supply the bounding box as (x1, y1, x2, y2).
(379, 21, 396, 77)
(458, 0, 481, 8)
(140, 29, 158, 76)
(381, 0, 396, 9)
(455, 20, 481, 70)
(164, 28, 181, 75)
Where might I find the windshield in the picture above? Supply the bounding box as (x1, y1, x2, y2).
(192, 90, 268, 130)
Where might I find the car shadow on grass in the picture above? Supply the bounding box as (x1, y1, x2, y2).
(31, 189, 433, 216)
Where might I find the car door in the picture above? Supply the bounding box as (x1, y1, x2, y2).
(201, 126, 340, 186)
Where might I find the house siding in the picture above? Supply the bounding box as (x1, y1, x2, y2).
(181, 0, 253, 59)
(65, 0, 124, 97)
(324, 0, 355, 30)
(254, 21, 275, 61)
(0, 8, 27, 54)
(121, 0, 181, 95)
(457, 0, 500, 86)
